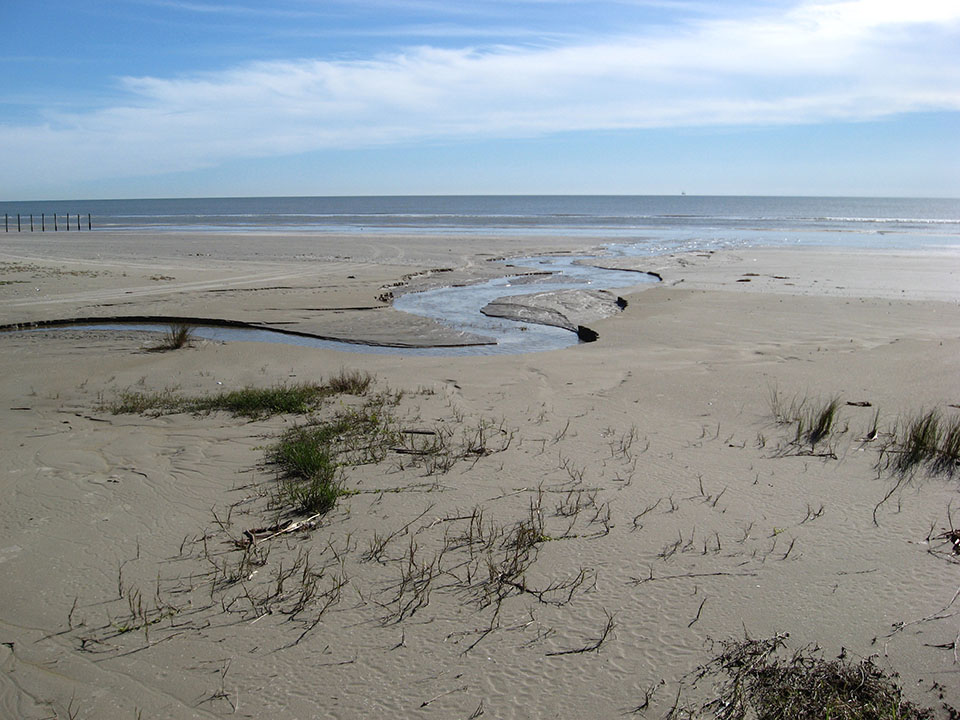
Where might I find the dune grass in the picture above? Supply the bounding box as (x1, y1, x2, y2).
(271, 427, 341, 481)
(150, 322, 195, 351)
(268, 405, 399, 516)
(770, 388, 960, 478)
(108, 369, 376, 419)
(325, 368, 373, 395)
(882, 409, 960, 478)
(769, 386, 806, 426)
(109, 387, 187, 415)
(795, 395, 842, 447)
(107, 371, 388, 516)
(107, 368, 507, 521)
(936, 415, 960, 476)
(109, 382, 330, 418)
(271, 432, 341, 515)
(192, 384, 332, 418)
(769, 388, 844, 451)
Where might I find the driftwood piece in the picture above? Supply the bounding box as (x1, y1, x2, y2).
(242, 513, 322, 546)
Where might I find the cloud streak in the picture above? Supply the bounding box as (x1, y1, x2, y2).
(3, 0, 958, 185)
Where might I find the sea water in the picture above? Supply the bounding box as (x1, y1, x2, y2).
(1, 195, 958, 247)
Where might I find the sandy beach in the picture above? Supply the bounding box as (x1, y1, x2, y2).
(1, 233, 959, 718)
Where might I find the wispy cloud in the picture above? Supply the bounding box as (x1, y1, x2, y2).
(3, 0, 958, 185)
(134, 0, 326, 20)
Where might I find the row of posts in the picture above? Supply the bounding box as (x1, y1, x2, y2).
(4, 213, 92, 232)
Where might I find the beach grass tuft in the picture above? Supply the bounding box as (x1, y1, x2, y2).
(270, 426, 344, 516)
(881, 409, 960, 478)
(268, 404, 400, 516)
(107, 376, 376, 419)
(152, 322, 195, 351)
(271, 427, 340, 481)
(325, 368, 374, 395)
(280, 470, 343, 516)
(796, 395, 842, 447)
(107, 373, 514, 520)
(935, 415, 960, 476)
(768, 385, 806, 425)
(769, 388, 844, 451)
(191, 383, 331, 418)
(109, 387, 187, 415)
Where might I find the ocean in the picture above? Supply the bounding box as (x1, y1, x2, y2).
(1, 196, 959, 253)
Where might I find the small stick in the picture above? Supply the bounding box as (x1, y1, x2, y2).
(880, 584, 960, 639)
(873, 475, 906, 527)
(632, 498, 662, 530)
(780, 537, 797, 560)
(687, 598, 707, 628)
(461, 623, 497, 656)
(629, 570, 757, 585)
(420, 685, 469, 707)
(255, 513, 322, 543)
(546, 611, 615, 656)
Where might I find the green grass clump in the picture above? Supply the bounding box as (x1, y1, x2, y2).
(935, 416, 960, 476)
(796, 396, 842, 447)
(107, 377, 375, 419)
(884, 409, 960, 478)
(151, 323, 195, 351)
(270, 425, 343, 515)
(107, 375, 402, 519)
(325, 368, 374, 395)
(282, 475, 342, 515)
(275, 407, 393, 457)
(685, 635, 941, 720)
(769, 388, 844, 450)
(271, 426, 340, 481)
(191, 384, 331, 418)
(895, 410, 941, 474)
(110, 388, 189, 415)
(268, 406, 399, 516)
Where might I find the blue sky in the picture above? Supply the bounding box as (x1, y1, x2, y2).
(2, 0, 958, 200)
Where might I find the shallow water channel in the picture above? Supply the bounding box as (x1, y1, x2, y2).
(23, 255, 657, 356)
(392, 254, 656, 353)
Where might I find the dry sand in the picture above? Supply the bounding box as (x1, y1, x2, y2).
(1, 233, 959, 719)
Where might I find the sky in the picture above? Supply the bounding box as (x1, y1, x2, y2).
(1, 0, 958, 200)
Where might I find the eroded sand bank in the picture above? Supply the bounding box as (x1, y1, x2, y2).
(1, 234, 959, 719)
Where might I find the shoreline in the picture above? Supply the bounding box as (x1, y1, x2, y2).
(1, 236, 959, 718)
(3, 233, 958, 350)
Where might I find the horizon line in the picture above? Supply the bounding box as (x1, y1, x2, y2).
(3, 192, 959, 204)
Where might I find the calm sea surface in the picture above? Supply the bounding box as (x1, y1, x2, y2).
(2, 196, 959, 252)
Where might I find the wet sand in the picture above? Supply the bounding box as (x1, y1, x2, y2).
(1, 234, 959, 718)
